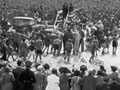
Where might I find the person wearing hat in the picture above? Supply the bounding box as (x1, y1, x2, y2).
(96, 70, 104, 85)
(19, 61, 36, 90)
(59, 67, 69, 90)
(96, 75, 110, 90)
(63, 28, 73, 54)
(34, 65, 45, 90)
(1, 67, 15, 90)
(80, 65, 87, 78)
(12, 60, 25, 90)
(81, 70, 96, 90)
(109, 74, 120, 90)
(109, 66, 118, 82)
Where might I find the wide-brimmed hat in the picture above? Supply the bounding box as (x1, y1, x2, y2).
(25, 61, 32, 67)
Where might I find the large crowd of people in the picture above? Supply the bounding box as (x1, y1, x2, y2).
(0, 2, 120, 90)
(0, 60, 120, 90)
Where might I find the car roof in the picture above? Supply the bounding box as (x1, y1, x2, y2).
(14, 17, 34, 20)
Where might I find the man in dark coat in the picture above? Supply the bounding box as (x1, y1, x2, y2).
(19, 61, 36, 90)
(62, 2, 68, 20)
(109, 77, 120, 90)
(63, 29, 73, 54)
(96, 76, 110, 90)
(12, 60, 24, 90)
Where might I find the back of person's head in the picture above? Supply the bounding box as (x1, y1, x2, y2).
(22, 38, 25, 42)
(43, 64, 50, 70)
(80, 65, 87, 72)
(88, 70, 93, 76)
(4, 67, 10, 73)
(97, 70, 103, 76)
(52, 68, 57, 75)
(100, 65, 106, 72)
(74, 70, 80, 76)
(17, 60, 22, 66)
(104, 75, 110, 82)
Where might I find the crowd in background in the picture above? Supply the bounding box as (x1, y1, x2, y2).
(0, 1, 120, 90)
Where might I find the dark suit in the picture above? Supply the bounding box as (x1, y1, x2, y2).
(19, 68, 36, 90)
(109, 82, 120, 90)
(12, 67, 24, 90)
(96, 83, 110, 90)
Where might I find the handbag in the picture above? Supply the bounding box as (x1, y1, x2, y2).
(70, 77, 80, 90)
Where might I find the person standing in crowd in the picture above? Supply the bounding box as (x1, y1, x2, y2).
(109, 75, 120, 90)
(45, 68, 60, 90)
(28, 41, 35, 60)
(81, 70, 96, 90)
(42, 35, 50, 55)
(0, 67, 2, 90)
(94, 26, 103, 48)
(12, 31, 19, 52)
(79, 65, 87, 78)
(63, 29, 73, 54)
(12, 60, 24, 90)
(62, 2, 68, 20)
(43, 64, 51, 90)
(72, 25, 81, 55)
(70, 70, 81, 90)
(6, 42, 15, 61)
(34, 65, 45, 90)
(69, 3, 74, 13)
(19, 39, 28, 60)
(88, 40, 100, 63)
(0, 40, 7, 61)
(111, 35, 119, 55)
(59, 68, 69, 90)
(1, 67, 15, 90)
(96, 76, 110, 90)
(19, 61, 36, 90)
(109, 66, 118, 82)
(34, 38, 43, 63)
(79, 28, 85, 53)
(64, 39, 73, 61)
(96, 70, 104, 85)
(52, 36, 61, 56)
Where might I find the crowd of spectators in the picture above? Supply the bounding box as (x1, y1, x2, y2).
(0, 61, 120, 90)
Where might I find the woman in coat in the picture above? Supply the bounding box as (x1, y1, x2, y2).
(45, 68, 60, 90)
(59, 67, 70, 90)
(1, 67, 15, 90)
(70, 70, 81, 90)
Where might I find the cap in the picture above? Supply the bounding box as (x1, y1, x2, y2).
(25, 61, 32, 67)
(37, 65, 43, 71)
(111, 66, 118, 72)
(110, 73, 118, 80)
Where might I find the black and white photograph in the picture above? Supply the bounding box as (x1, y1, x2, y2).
(0, 0, 120, 90)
